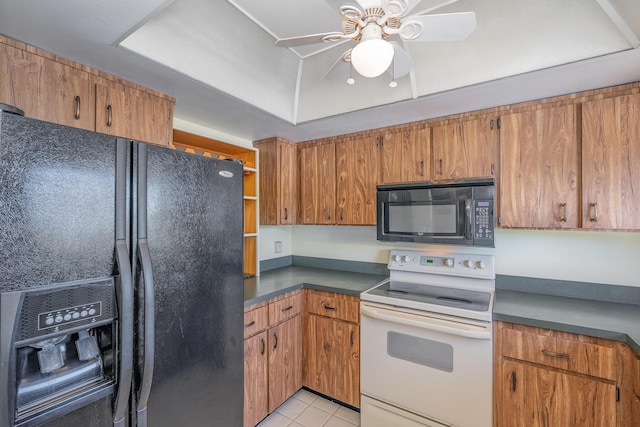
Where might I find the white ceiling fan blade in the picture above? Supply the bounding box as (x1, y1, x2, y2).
(404, 12, 476, 42)
(382, 0, 423, 18)
(389, 42, 414, 78)
(324, 49, 352, 80)
(276, 32, 344, 47)
(325, 0, 364, 13)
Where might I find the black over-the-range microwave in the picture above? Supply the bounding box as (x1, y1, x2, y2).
(376, 178, 495, 247)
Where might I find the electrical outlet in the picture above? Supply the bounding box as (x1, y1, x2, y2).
(274, 241, 282, 254)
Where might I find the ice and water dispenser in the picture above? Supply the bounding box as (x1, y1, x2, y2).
(0, 278, 118, 426)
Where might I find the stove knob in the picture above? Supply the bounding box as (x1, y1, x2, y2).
(402, 255, 411, 263)
(393, 255, 402, 262)
(476, 260, 487, 269)
(443, 258, 454, 267)
(464, 259, 474, 268)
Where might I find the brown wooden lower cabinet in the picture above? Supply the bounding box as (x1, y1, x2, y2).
(268, 315, 302, 412)
(304, 289, 360, 408)
(243, 291, 302, 427)
(244, 330, 268, 427)
(494, 321, 640, 427)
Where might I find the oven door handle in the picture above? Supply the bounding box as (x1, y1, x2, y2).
(361, 305, 491, 340)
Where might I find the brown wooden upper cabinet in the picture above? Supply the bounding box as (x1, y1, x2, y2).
(95, 79, 173, 145)
(582, 93, 640, 230)
(298, 140, 336, 225)
(432, 114, 498, 180)
(335, 134, 379, 225)
(379, 124, 430, 184)
(0, 35, 174, 146)
(0, 42, 94, 131)
(499, 104, 579, 229)
(254, 137, 297, 225)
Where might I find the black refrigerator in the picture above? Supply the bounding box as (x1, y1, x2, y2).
(0, 109, 244, 426)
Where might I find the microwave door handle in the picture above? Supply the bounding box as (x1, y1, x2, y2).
(465, 200, 473, 239)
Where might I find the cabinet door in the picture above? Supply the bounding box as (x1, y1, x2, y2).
(268, 315, 302, 412)
(305, 315, 336, 399)
(306, 315, 360, 408)
(336, 135, 379, 225)
(339, 323, 359, 408)
(499, 105, 578, 228)
(129, 90, 173, 146)
(95, 80, 132, 138)
(299, 142, 336, 224)
(432, 115, 497, 180)
(582, 94, 640, 230)
(256, 140, 278, 225)
(244, 331, 268, 427)
(0, 43, 93, 130)
(500, 360, 616, 427)
(380, 125, 430, 184)
(279, 141, 297, 224)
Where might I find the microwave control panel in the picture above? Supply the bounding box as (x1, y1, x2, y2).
(474, 200, 494, 243)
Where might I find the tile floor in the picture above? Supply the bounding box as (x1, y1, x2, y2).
(257, 389, 360, 427)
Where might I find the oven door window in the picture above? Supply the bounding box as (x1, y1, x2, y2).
(387, 331, 453, 372)
(386, 202, 463, 236)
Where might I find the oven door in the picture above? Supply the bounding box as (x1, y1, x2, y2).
(360, 301, 492, 427)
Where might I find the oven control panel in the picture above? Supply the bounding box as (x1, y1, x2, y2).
(388, 250, 495, 279)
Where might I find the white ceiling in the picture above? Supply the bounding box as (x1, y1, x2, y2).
(0, 0, 639, 143)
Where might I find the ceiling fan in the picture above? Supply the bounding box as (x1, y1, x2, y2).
(275, 0, 476, 83)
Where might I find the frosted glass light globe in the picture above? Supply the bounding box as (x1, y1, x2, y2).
(351, 38, 394, 78)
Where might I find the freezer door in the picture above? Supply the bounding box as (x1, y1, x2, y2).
(0, 113, 120, 291)
(133, 143, 244, 427)
(0, 113, 126, 426)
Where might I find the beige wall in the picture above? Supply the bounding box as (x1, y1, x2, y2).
(261, 225, 640, 287)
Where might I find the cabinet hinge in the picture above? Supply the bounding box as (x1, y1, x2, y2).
(490, 119, 494, 130)
(497, 216, 501, 226)
(616, 386, 620, 402)
(497, 117, 501, 129)
(376, 137, 380, 146)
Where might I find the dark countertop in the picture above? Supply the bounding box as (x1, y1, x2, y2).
(494, 290, 640, 356)
(244, 265, 387, 307)
(245, 265, 640, 357)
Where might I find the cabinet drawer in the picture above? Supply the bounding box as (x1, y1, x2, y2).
(306, 290, 359, 323)
(501, 327, 616, 380)
(244, 305, 269, 339)
(268, 292, 302, 325)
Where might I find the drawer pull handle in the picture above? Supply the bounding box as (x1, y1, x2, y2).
(281, 305, 293, 312)
(541, 349, 570, 359)
(261, 338, 265, 355)
(350, 330, 354, 347)
(273, 332, 278, 350)
(322, 303, 337, 311)
(244, 320, 256, 328)
(511, 370, 517, 392)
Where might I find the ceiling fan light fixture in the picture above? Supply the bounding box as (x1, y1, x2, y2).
(351, 38, 394, 78)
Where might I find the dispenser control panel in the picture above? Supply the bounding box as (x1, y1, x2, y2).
(14, 278, 116, 343)
(38, 301, 102, 330)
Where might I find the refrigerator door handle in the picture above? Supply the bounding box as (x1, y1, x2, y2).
(135, 142, 155, 427)
(113, 139, 133, 427)
(135, 239, 155, 427)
